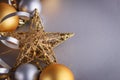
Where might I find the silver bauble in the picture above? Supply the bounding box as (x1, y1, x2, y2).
(15, 64, 39, 80)
(19, 0, 42, 13)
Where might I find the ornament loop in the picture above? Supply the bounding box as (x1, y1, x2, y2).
(0, 12, 31, 23)
(8, 0, 12, 5)
(0, 35, 19, 49)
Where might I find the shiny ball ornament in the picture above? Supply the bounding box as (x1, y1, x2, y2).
(0, 3, 19, 32)
(15, 64, 39, 80)
(19, 0, 42, 13)
(40, 64, 74, 80)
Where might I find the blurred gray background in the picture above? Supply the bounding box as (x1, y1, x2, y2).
(1, 0, 120, 80)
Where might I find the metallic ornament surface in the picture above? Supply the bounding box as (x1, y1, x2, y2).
(0, 58, 10, 80)
(40, 64, 74, 80)
(15, 64, 39, 80)
(0, 12, 31, 23)
(0, 3, 19, 32)
(0, 35, 19, 49)
(8, 0, 12, 5)
(0, 68, 9, 74)
(8, 0, 17, 8)
(19, 0, 42, 13)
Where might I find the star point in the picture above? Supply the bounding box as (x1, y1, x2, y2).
(0, 9, 74, 70)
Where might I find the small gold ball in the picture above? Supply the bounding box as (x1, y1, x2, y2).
(40, 64, 74, 80)
(0, 3, 19, 32)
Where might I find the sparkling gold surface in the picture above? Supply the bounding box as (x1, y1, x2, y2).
(0, 9, 74, 70)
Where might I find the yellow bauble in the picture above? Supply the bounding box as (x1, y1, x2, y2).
(40, 64, 74, 80)
(0, 3, 19, 32)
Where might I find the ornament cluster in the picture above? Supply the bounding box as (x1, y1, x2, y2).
(0, 0, 74, 80)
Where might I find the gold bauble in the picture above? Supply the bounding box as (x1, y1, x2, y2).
(40, 64, 74, 80)
(0, 3, 19, 32)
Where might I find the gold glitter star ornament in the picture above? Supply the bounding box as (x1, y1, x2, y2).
(0, 9, 74, 70)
